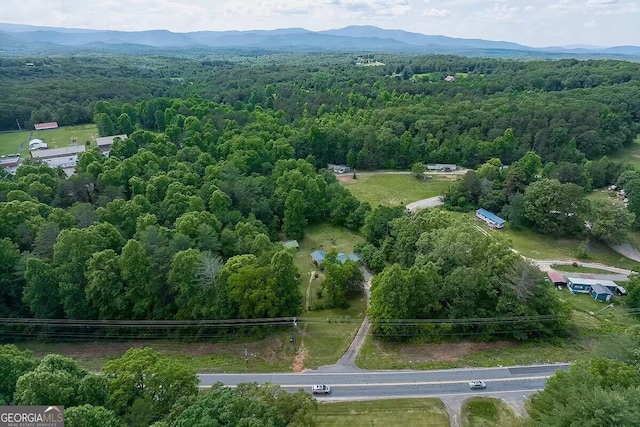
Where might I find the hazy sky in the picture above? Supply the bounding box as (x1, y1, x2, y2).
(2, 0, 639, 47)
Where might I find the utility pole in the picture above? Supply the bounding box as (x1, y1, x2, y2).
(290, 317, 298, 352)
(15, 119, 22, 131)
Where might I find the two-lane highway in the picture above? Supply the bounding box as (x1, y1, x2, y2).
(198, 364, 569, 400)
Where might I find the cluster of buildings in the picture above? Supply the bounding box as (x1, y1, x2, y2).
(310, 250, 361, 268)
(547, 271, 626, 302)
(0, 124, 127, 176)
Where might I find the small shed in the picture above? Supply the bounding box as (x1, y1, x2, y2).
(590, 284, 613, 302)
(547, 271, 566, 287)
(282, 240, 299, 250)
(475, 209, 506, 229)
(311, 250, 326, 267)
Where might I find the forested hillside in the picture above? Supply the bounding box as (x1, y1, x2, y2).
(0, 99, 370, 337)
(2, 53, 640, 343)
(1, 54, 640, 167)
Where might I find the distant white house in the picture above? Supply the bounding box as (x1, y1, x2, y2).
(444, 75, 456, 82)
(427, 164, 457, 172)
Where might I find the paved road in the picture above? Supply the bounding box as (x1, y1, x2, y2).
(611, 243, 640, 263)
(352, 169, 468, 177)
(198, 364, 568, 400)
(406, 196, 444, 212)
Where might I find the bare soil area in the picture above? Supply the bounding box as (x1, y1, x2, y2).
(336, 175, 357, 183)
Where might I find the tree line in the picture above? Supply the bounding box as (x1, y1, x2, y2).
(1, 54, 640, 168)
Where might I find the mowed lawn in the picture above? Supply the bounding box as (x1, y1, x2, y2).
(0, 124, 99, 156)
(341, 173, 455, 207)
(462, 398, 523, 427)
(316, 399, 450, 427)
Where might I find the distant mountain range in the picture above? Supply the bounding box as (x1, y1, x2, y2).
(1, 23, 639, 59)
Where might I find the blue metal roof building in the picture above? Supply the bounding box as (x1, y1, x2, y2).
(475, 209, 506, 229)
(311, 250, 326, 266)
(310, 250, 361, 268)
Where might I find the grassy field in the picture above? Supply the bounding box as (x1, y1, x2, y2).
(16, 338, 296, 373)
(496, 226, 640, 271)
(551, 264, 615, 274)
(316, 399, 450, 427)
(609, 136, 640, 169)
(0, 124, 99, 156)
(341, 173, 455, 207)
(461, 398, 523, 427)
(586, 189, 619, 202)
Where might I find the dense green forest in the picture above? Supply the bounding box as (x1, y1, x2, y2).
(2, 54, 640, 167)
(2, 53, 640, 342)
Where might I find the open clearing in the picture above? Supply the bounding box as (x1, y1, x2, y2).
(0, 124, 99, 156)
(340, 173, 455, 207)
(291, 223, 367, 369)
(462, 397, 524, 427)
(609, 136, 640, 169)
(316, 399, 450, 427)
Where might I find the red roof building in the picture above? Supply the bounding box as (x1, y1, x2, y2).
(34, 122, 59, 130)
(547, 271, 567, 285)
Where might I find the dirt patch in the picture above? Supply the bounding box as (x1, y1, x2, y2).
(395, 341, 516, 363)
(336, 175, 357, 184)
(291, 344, 308, 372)
(632, 154, 640, 159)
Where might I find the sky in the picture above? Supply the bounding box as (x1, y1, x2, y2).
(1, 0, 639, 47)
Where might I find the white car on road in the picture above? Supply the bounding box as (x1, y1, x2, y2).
(468, 380, 487, 390)
(312, 384, 331, 394)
